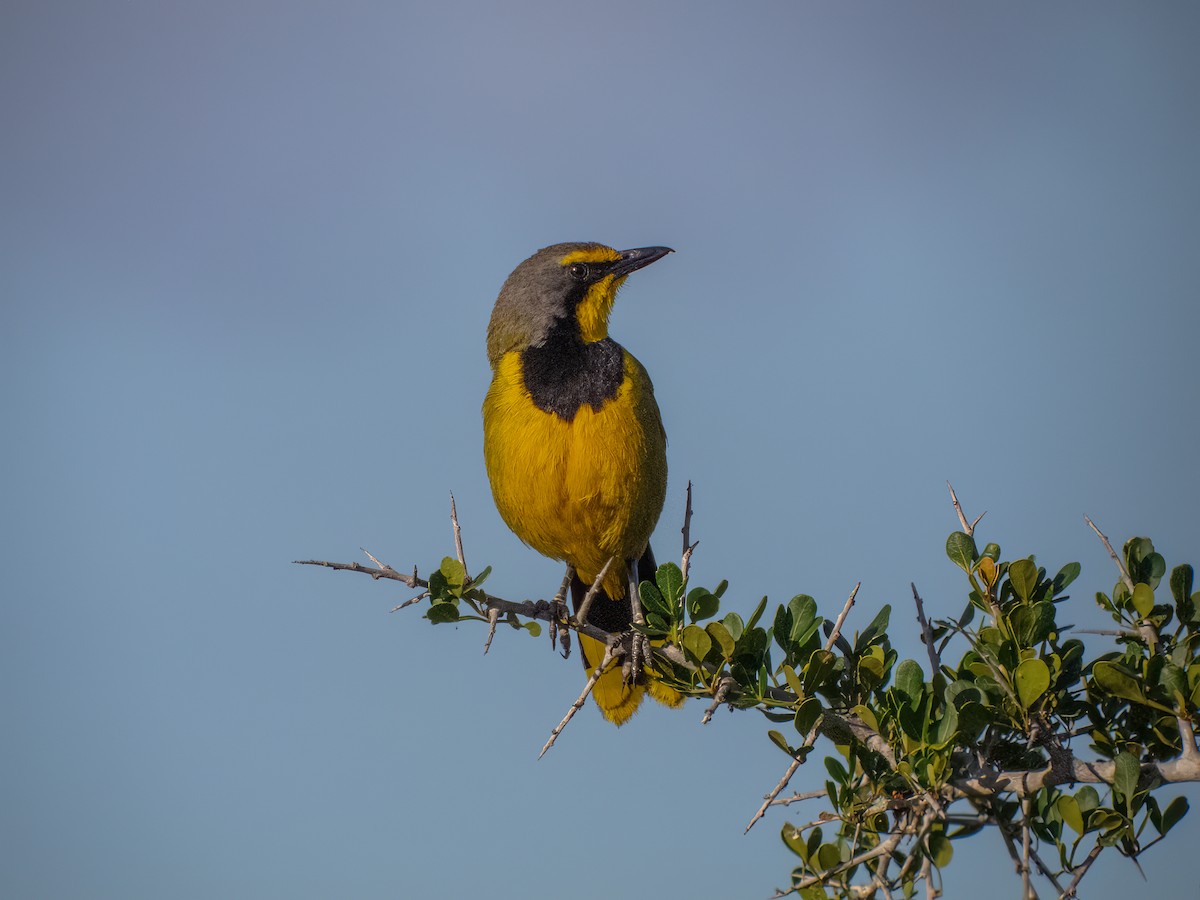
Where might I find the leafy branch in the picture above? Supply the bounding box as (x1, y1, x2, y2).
(298, 487, 1200, 899)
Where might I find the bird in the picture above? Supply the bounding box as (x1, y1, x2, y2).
(482, 242, 683, 725)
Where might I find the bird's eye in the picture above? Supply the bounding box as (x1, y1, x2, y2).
(568, 263, 590, 282)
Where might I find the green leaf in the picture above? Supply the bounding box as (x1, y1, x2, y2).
(794, 696, 823, 736)
(855, 603, 891, 652)
(1057, 795, 1084, 835)
(824, 756, 848, 783)
(857, 655, 885, 690)
(930, 701, 959, 748)
(789, 595, 818, 642)
(1112, 751, 1140, 803)
(745, 595, 769, 631)
(682, 624, 712, 663)
(803, 649, 837, 693)
(781, 823, 807, 858)
(1158, 796, 1189, 835)
(1170, 565, 1195, 623)
(1011, 601, 1056, 647)
(894, 658, 924, 706)
(1146, 552, 1167, 584)
(706, 622, 736, 660)
(981, 542, 1001, 561)
(1131, 583, 1155, 618)
(782, 664, 805, 700)
(639, 580, 670, 618)
(1075, 786, 1100, 814)
(523, 620, 541, 637)
(1092, 661, 1147, 705)
(468, 565, 492, 591)
(641, 613, 668, 635)
(722, 612, 745, 643)
(897, 703, 924, 742)
(772, 603, 793, 649)
(1158, 660, 1187, 698)
(427, 569, 450, 601)
(440, 556, 466, 591)
(1053, 561, 1081, 594)
(687, 587, 720, 622)
(1008, 559, 1038, 602)
(768, 729, 793, 755)
(956, 701, 992, 740)
(928, 832, 953, 868)
(851, 704, 878, 733)
(815, 842, 842, 871)
(1014, 657, 1050, 709)
(946, 532, 978, 573)
(655, 562, 684, 607)
(735, 627, 769, 667)
(426, 602, 460, 624)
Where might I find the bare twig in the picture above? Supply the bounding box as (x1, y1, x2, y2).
(681, 480, 699, 582)
(748, 757, 805, 834)
(1070, 628, 1141, 638)
(947, 482, 985, 536)
(539, 639, 619, 758)
(390, 592, 429, 612)
(483, 606, 500, 654)
(911, 583, 940, 677)
(825, 582, 861, 652)
(952, 745, 1200, 797)
(993, 809, 1035, 897)
(1026, 841, 1068, 898)
(573, 557, 615, 628)
(1020, 798, 1034, 900)
(746, 583, 862, 834)
(1059, 840, 1103, 898)
(701, 676, 734, 725)
(297, 553, 425, 588)
(769, 789, 828, 808)
(790, 830, 907, 892)
(449, 493, 469, 581)
(1083, 515, 1134, 593)
(874, 852, 896, 900)
(1178, 711, 1199, 761)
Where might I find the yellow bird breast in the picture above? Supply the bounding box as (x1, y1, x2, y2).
(482, 349, 667, 597)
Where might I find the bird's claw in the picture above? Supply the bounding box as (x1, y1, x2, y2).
(621, 630, 651, 686)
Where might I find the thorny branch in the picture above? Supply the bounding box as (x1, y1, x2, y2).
(300, 487, 1200, 899)
(745, 583, 861, 834)
(681, 480, 698, 582)
(539, 639, 619, 758)
(911, 582, 940, 678)
(1083, 514, 1134, 593)
(947, 481, 985, 536)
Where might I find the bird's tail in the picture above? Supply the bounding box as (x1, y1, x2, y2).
(571, 546, 685, 726)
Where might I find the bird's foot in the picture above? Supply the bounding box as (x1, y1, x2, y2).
(548, 568, 572, 658)
(621, 629, 652, 686)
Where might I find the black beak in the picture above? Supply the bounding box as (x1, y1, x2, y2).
(607, 246, 674, 279)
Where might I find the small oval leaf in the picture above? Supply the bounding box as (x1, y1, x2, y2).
(1014, 657, 1050, 708)
(946, 532, 978, 572)
(1131, 583, 1155, 618)
(1057, 796, 1084, 835)
(1008, 559, 1038, 602)
(1092, 661, 1147, 705)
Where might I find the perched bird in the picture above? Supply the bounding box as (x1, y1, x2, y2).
(483, 242, 683, 724)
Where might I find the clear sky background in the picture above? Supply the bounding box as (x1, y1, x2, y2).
(3, 2, 1198, 898)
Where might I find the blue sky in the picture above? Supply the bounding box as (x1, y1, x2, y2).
(3, 2, 1198, 897)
